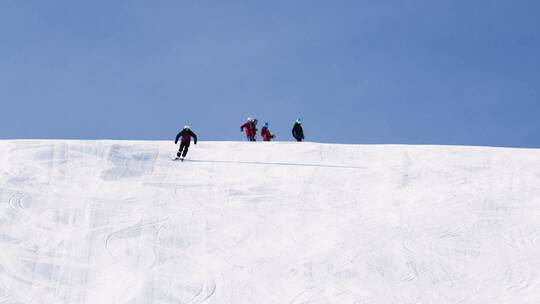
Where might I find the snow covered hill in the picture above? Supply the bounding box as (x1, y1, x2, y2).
(1, 140, 540, 304)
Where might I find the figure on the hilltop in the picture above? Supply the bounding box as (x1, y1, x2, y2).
(240, 117, 258, 141)
(261, 122, 275, 141)
(174, 125, 197, 161)
(252, 119, 258, 141)
(292, 118, 304, 142)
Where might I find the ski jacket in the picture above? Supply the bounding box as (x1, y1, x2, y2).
(292, 123, 304, 141)
(175, 129, 197, 144)
(261, 127, 273, 141)
(241, 122, 255, 137)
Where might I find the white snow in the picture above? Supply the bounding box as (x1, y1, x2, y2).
(1, 140, 540, 303)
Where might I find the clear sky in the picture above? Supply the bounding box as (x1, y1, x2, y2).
(1, 0, 539, 147)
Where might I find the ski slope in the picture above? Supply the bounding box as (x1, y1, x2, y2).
(1, 140, 540, 304)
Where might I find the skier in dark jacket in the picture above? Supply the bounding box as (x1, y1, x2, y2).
(261, 122, 275, 141)
(292, 118, 304, 142)
(175, 125, 197, 161)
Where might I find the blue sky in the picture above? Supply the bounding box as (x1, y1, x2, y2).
(1, 0, 539, 147)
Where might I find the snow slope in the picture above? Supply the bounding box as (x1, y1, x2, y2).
(1, 140, 540, 304)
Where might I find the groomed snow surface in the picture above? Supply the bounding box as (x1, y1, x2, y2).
(1, 140, 540, 304)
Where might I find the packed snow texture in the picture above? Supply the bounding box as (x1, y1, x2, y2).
(1, 140, 540, 304)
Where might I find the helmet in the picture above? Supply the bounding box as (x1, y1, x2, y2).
(184, 125, 190, 130)
(253, 119, 258, 124)
(247, 117, 253, 122)
(296, 118, 302, 124)
(264, 122, 269, 128)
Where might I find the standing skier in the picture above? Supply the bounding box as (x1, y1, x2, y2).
(174, 125, 197, 161)
(240, 117, 258, 141)
(252, 119, 258, 141)
(261, 122, 275, 141)
(292, 118, 304, 142)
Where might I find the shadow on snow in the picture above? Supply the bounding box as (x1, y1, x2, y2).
(185, 159, 363, 169)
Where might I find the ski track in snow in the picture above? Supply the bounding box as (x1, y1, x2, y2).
(0, 140, 540, 303)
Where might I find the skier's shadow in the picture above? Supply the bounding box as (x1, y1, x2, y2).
(186, 159, 363, 169)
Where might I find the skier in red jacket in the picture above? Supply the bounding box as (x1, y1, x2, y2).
(240, 117, 258, 141)
(261, 122, 275, 141)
